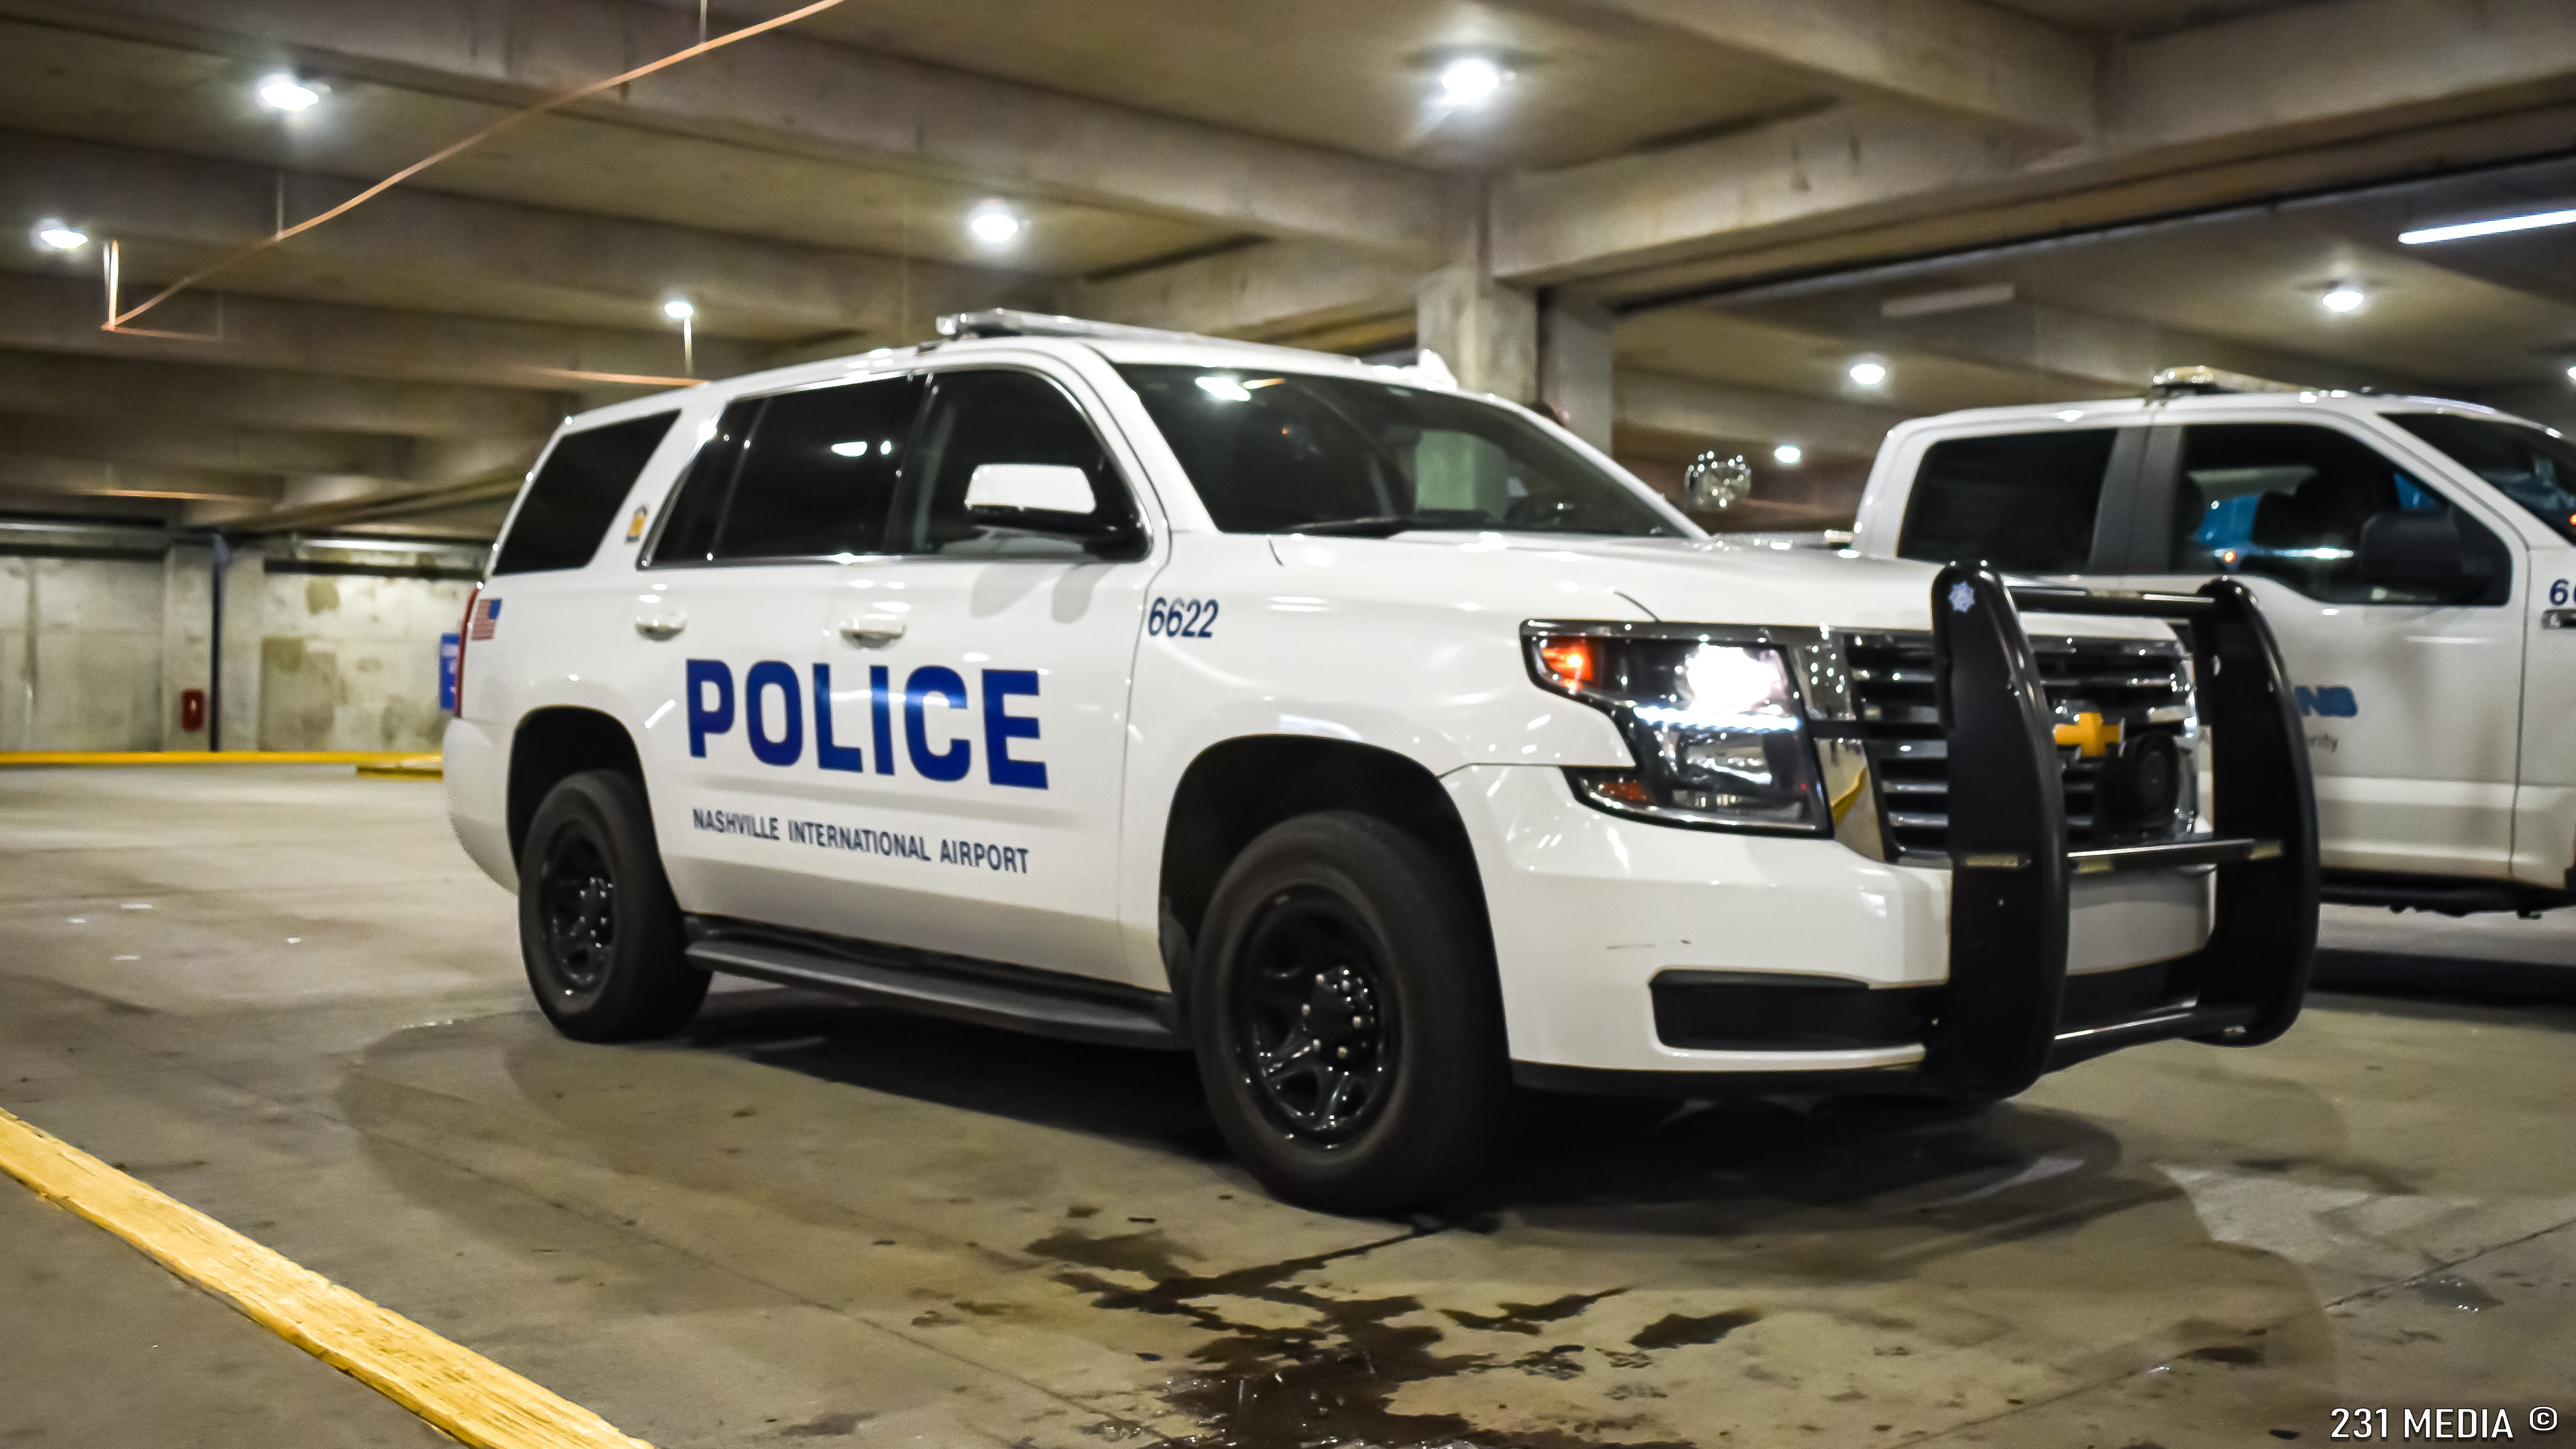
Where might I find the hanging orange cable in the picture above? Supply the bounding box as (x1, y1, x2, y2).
(106, 0, 853, 333)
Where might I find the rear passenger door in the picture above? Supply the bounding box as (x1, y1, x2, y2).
(805, 363, 1162, 984)
(2119, 419, 2525, 880)
(630, 373, 922, 922)
(1889, 425, 2146, 578)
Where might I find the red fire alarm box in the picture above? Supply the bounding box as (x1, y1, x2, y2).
(179, 687, 206, 734)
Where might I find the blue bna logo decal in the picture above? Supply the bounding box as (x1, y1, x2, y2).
(2294, 686, 2358, 718)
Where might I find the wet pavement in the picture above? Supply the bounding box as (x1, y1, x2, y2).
(2, 765, 2572, 1447)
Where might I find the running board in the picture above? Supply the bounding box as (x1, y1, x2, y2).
(683, 922, 1184, 1052)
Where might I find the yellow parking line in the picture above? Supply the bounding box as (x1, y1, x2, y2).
(0, 751, 427, 767)
(0, 1108, 652, 1449)
(357, 755, 447, 779)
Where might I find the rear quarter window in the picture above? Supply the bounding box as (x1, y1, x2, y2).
(493, 412, 678, 575)
(1897, 429, 2118, 574)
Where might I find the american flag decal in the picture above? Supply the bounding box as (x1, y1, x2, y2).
(469, 597, 501, 640)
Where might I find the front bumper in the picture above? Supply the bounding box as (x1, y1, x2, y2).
(1469, 570, 2319, 1094)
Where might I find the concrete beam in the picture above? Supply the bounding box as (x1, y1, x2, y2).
(1, 0, 1444, 257)
(0, 270, 768, 392)
(1530, 0, 2094, 136)
(0, 456, 282, 501)
(0, 350, 568, 439)
(0, 412, 413, 480)
(1497, 0, 2576, 288)
(1615, 370, 1907, 458)
(1071, 242, 1424, 342)
(1741, 294, 2428, 396)
(1, 133, 1045, 340)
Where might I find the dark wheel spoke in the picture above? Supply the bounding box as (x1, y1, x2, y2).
(1229, 885, 1401, 1147)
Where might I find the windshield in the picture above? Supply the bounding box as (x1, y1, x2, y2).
(1117, 364, 1681, 537)
(2390, 413, 2576, 546)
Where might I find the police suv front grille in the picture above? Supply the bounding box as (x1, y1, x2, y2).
(1845, 632, 2193, 861)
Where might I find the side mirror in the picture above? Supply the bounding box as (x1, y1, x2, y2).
(2357, 511, 2473, 598)
(965, 462, 1096, 516)
(1684, 451, 1753, 512)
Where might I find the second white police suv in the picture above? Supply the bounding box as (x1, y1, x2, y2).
(446, 311, 2320, 1212)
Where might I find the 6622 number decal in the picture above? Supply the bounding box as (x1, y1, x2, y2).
(1149, 596, 1219, 639)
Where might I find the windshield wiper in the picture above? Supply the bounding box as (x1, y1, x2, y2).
(1280, 515, 1417, 537)
(1280, 510, 1494, 538)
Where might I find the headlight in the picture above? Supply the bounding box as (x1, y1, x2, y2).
(1524, 625, 1827, 834)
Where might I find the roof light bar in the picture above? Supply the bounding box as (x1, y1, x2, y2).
(2399, 208, 2576, 245)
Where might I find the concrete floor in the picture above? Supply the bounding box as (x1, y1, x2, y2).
(2, 766, 2572, 1449)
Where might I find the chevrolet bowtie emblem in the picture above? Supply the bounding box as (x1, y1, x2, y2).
(2054, 711, 2123, 757)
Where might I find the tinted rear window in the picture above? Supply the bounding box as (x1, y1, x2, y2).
(1897, 429, 2117, 574)
(493, 413, 676, 575)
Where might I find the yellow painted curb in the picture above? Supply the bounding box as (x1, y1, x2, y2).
(0, 751, 424, 768)
(357, 755, 446, 780)
(0, 1108, 652, 1449)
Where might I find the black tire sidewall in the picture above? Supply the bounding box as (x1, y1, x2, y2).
(1191, 810, 1508, 1214)
(517, 770, 703, 1041)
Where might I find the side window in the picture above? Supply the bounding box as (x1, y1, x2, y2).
(2172, 423, 2509, 605)
(714, 376, 920, 561)
(1896, 430, 2118, 574)
(646, 401, 755, 567)
(494, 412, 676, 575)
(892, 370, 1143, 559)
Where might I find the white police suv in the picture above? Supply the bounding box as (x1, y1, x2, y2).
(1854, 368, 2576, 917)
(447, 314, 2319, 1212)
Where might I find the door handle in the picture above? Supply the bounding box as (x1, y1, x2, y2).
(634, 613, 687, 640)
(837, 618, 907, 646)
(2544, 609, 2576, 630)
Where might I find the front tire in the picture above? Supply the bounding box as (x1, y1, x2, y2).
(1191, 811, 1509, 1214)
(517, 769, 707, 1042)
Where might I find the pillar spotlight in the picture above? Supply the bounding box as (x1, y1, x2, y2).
(256, 73, 324, 112)
(967, 202, 1023, 245)
(1437, 55, 1507, 108)
(31, 219, 89, 252)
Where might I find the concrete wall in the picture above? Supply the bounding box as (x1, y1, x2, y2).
(0, 538, 475, 752)
(0, 553, 168, 752)
(251, 567, 470, 752)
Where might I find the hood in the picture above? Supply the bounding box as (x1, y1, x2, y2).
(1272, 531, 2177, 641)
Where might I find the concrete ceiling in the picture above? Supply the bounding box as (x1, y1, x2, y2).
(0, 0, 2568, 531)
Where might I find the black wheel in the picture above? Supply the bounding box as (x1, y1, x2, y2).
(1191, 811, 1509, 1214)
(517, 769, 707, 1042)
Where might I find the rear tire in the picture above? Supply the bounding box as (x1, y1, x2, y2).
(1191, 811, 1509, 1214)
(518, 769, 707, 1042)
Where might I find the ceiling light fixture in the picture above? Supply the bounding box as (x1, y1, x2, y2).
(1437, 55, 1506, 108)
(256, 73, 324, 112)
(31, 219, 88, 252)
(1772, 444, 1803, 466)
(661, 298, 695, 321)
(1847, 359, 1888, 387)
(2399, 208, 2576, 245)
(2320, 285, 2367, 314)
(967, 202, 1022, 245)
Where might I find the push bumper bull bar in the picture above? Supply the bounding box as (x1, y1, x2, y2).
(1925, 567, 2319, 1098)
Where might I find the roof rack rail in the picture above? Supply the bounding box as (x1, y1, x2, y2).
(2148, 365, 2309, 399)
(933, 309, 1465, 386)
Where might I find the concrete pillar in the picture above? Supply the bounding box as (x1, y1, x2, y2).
(1538, 292, 1616, 451)
(1415, 264, 1537, 402)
